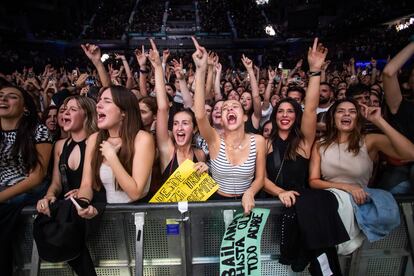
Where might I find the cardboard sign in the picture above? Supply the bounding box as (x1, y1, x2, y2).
(149, 159, 218, 203)
(220, 208, 270, 276)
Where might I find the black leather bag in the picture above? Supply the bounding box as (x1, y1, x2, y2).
(33, 199, 86, 262)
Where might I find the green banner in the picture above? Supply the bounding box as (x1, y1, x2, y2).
(219, 208, 270, 276)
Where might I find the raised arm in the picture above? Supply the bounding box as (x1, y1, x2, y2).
(172, 58, 193, 108)
(81, 44, 111, 87)
(382, 42, 414, 113)
(263, 68, 275, 111)
(192, 37, 220, 147)
(241, 54, 261, 128)
(149, 39, 174, 160)
(115, 54, 134, 89)
(301, 38, 328, 150)
(362, 105, 414, 160)
(205, 52, 217, 101)
(134, 45, 149, 96)
(214, 62, 223, 101)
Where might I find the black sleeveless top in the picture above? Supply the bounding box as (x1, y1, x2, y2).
(266, 137, 309, 191)
(160, 150, 199, 184)
(59, 138, 87, 194)
(245, 116, 260, 134)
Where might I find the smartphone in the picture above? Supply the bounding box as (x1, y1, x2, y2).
(85, 76, 96, 86)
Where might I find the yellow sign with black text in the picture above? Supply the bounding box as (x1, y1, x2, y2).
(149, 159, 218, 203)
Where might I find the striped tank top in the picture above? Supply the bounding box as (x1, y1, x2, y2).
(210, 135, 256, 195)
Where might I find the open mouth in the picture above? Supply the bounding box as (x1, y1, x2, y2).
(97, 113, 106, 122)
(175, 132, 186, 143)
(340, 118, 352, 126)
(227, 113, 237, 124)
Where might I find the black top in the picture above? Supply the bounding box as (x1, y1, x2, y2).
(388, 99, 414, 143)
(266, 137, 309, 191)
(245, 116, 260, 134)
(160, 150, 199, 184)
(59, 138, 87, 194)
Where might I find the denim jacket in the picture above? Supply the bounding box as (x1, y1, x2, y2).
(350, 187, 400, 242)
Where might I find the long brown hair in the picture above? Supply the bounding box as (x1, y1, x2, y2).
(319, 98, 364, 155)
(91, 86, 143, 189)
(269, 98, 304, 160)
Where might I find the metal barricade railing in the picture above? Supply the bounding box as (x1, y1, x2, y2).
(14, 198, 414, 276)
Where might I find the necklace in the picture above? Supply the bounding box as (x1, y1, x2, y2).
(226, 135, 245, 150)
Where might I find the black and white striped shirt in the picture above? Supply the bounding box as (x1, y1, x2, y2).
(210, 136, 256, 195)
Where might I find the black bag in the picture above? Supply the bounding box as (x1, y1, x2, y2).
(33, 199, 86, 262)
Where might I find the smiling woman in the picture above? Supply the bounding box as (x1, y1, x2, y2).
(0, 85, 52, 275)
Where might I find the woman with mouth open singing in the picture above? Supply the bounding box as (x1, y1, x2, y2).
(146, 39, 208, 184)
(191, 37, 266, 216)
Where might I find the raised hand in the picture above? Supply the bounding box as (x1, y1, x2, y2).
(81, 44, 102, 64)
(307, 37, 328, 72)
(215, 62, 222, 73)
(134, 45, 147, 68)
(191, 36, 208, 70)
(172, 58, 185, 80)
(207, 51, 217, 66)
(360, 103, 382, 124)
(241, 54, 253, 71)
(268, 67, 276, 81)
(162, 49, 170, 64)
(146, 39, 162, 67)
(295, 58, 303, 69)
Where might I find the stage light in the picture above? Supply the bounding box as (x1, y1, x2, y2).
(101, 53, 110, 62)
(256, 0, 269, 5)
(265, 25, 276, 36)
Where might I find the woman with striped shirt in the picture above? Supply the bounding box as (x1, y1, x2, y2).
(192, 37, 266, 215)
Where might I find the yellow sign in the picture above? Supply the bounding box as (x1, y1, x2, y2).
(149, 159, 219, 203)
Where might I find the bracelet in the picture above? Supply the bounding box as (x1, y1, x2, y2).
(308, 71, 321, 77)
(139, 68, 149, 74)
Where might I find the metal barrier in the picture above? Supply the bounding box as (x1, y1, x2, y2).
(13, 198, 414, 276)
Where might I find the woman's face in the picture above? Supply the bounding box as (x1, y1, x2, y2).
(334, 101, 358, 133)
(0, 87, 25, 120)
(221, 100, 245, 131)
(139, 102, 155, 128)
(96, 89, 123, 131)
(45, 109, 58, 131)
(276, 102, 296, 131)
(172, 112, 194, 146)
(227, 90, 240, 101)
(262, 122, 272, 139)
(337, 89, 346, 100)
(212, 101, 223, 126)
(62, 99, 85, 133)
(224, 82, 233, 93)
(240, 92, 252, 111)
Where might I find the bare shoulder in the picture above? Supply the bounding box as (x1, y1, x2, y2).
(135, 130, 155, 145)
(54, 138, 67, 154)
(253, 134, 266, 149)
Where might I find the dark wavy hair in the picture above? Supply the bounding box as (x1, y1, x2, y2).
(319, 98, 364, 155)
(91, 86, 143, 190)
(0, 85, 41, 173)
(268, 98, 304, 160)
